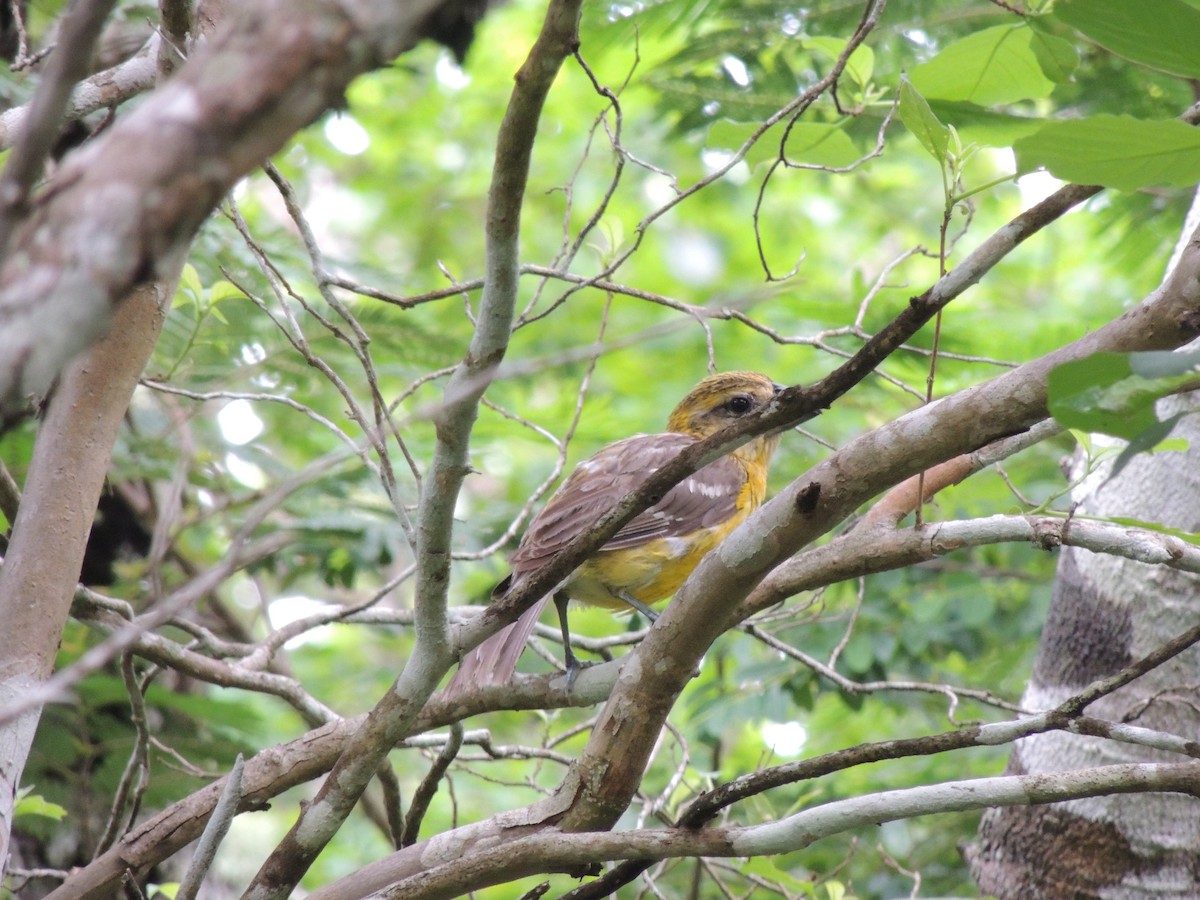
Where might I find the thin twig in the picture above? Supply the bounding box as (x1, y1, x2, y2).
(176, 753, 245, 900)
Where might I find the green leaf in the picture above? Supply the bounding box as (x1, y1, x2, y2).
(179, 263, 203, 298)
(908, 24, 1068, 105)
(783, 123, 862, 168)
(1048, 352, 1151, 438)
(1055, 0, 1200, 78)
(927, 101, 1045, 148)
(1028, 20, 1081, 83)
(14, 789, 67, 821)
(1108, 411, 1188, 480)
(1047, 352, 1195, 440)
(1106, 515, 1200, 544)
(898, 78, 949, 163)
(1128, 347, 1200, 378)
(804, 37, 875, 92)
(707, 120, 779, 168)
(174, 263, 204, 308)
(1014, 115, 1200, 191)
(208, 280, 245, 305)
(841, 632, 877, 675)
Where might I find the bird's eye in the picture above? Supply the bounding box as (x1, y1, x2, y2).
(725, 395, 754, 415)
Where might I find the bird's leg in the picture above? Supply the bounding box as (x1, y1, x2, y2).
(552, 589, 582, 690)
(617, 591, 659, 623)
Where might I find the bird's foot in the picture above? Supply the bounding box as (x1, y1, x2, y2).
(561, 648, 598, 692)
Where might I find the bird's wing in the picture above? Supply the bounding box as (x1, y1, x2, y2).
(510, 431, 747, 571)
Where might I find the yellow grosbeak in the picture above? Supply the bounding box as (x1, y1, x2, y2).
(447, 370, 783, 693)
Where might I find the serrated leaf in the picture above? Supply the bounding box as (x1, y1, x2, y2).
(1014, 115, 1200, 191)
(908, 24, 1062, 106)
(1055, 0, 1200, 78)
(898, 78, 949, 162)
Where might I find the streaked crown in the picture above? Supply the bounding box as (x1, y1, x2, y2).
(666, 371, 783, 438)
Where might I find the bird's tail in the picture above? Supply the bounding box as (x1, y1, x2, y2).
(441, 594, 550, 699)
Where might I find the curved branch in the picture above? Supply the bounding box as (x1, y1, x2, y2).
(744, 511, 1200, 619)
(0, 35, 159, 153)
(0, 0, 464, 426)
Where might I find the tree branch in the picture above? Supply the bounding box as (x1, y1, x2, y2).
(331, 764, 1200, 900)
(0, 0, 472, 426)
(0, 0, 119, 254)
(550, 199, 1200, 835)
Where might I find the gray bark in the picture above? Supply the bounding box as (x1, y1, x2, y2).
(970, 396, 1200, 898)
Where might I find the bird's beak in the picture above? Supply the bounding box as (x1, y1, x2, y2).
(771, 381, 786, 395)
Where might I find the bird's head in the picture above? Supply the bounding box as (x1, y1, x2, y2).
(666, 371, 784, 440)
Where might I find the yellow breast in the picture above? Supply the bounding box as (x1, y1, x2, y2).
(565, 448, 769, 610)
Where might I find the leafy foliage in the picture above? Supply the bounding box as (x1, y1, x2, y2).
(5, 0, 1200, 897)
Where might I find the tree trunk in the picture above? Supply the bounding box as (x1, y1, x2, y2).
(0, 279, 171, 876)
(969, 394, 1200, 897)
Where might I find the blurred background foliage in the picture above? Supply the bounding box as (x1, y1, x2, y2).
(2, 0, 1196, 896)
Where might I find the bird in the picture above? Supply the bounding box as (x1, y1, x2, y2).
(444, 370, 785, 696)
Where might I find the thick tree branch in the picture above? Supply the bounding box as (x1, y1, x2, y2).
(743, 510, 1200, 619)
(329, 764, 1200, 900)
(0, 35, 158, 152)
(0, 0, 479, 426)
(157, 0, 193, 79)
(0, 279, 172, 876)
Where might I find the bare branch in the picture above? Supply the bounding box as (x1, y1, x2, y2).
(176, 753, 243, 900)
(0, 0, 119, 254)
(0, 36, 159, 152)
(328, 763, 1200, 900)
